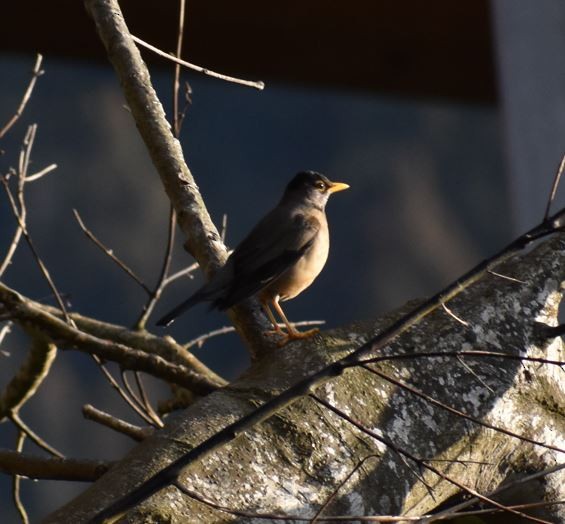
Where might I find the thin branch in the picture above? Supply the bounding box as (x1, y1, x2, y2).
(311, 455, 379, 523)
(120, 369, 163, 427)
(174, 480, 426, 522)
(220, 213, 228, 243)
(163, 261, 199, 285)
(92, 356, 155, 426)
(82, 404, 154, 441)
(0, 333, 57, 421)
(1, 148, 72, 324)
(174, 481, 565, 522)
(362, 364, 565, 454)
(84, 0, 270, 356)
(359, 350, 565, 370)
(36, 301, 225, 384)
(0, 321, 12, 348)
(185, 320, 325, 350)
(0, 448, 112, 482)
(9, 412, 63, 458)
(73, 209, 151, 295)
(311, 394, 552, 524)
(135, 206, 177, 329)
(131, 35, 265, 91)
(424, 463, 565, 523)
(24, 163, 57, 182)
(441, 302, 469, 326)
(12, 432, 29, 524)
(487, 269, 526, 284)
(132, 371, 163, 427)
(0, 281, 221, 393)
(0, 54, 44, 139)
(544, 153, 565, 221)
(0, 199, 25, 278)
(456, 355, 495, 393)
(172, 0, 186, 138)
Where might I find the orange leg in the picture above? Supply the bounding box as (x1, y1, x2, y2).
(262, 301, 284, 335)
(270, 297, 319, 346)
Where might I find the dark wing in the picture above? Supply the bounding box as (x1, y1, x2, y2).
(156, 208, 320, 325)
(212, 210, 320, 310)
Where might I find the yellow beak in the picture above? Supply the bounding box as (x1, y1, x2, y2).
(327, 181, 350, 194)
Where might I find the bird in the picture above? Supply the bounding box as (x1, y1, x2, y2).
(156, 171, 349, 346)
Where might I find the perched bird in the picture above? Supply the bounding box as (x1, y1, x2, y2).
(156, 171, 349, 345)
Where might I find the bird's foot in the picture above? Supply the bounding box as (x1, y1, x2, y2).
(275, 327, 320, 347)
(265, 326, 285, 337)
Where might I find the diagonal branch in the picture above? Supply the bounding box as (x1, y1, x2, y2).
(0, 54, 44, 139)
(131, 35, 264, 91)
(0, 448, 112, 482)
(88, 212, 565, 522)
(84, 0, 270, 357)
(0, 281, 222, 394)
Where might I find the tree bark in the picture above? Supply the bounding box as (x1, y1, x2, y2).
(45, 235, 565, 523)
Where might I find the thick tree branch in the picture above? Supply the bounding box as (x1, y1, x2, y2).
(0, 449, 112, 482)
(82, 404, 154, 441)
(83, 0, 271, 358)
(47, 234, 565, 523)
(0, 282, 221, 394)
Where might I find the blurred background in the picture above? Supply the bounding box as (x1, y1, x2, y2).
(1, 1, 565, 521)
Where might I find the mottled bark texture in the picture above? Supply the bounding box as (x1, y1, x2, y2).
(45, 235, 565, 523)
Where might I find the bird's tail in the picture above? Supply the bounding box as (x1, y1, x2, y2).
(155, 292, 205, 327)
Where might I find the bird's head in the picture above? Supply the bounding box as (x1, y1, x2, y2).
(282, 171, 349, 210)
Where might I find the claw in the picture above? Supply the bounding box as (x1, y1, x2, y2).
(275, 327, 320, 347)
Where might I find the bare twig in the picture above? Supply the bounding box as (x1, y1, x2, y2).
(0, 448, 112, 482)
(544, 153, 565, 221)
(311, 455, 379, 523)
(120, 370, 163, 427)
(132, 371, 163, 427)
(12, 432, 29, 524)
(24, 163, 57, 182)
(0, 54, 44, 139)
(9, 297, 226, 387)
(174, 481, 565, 522)
(185, 320, 325, 350)
(174, 480, 424, 521)
(220, 213, 228, 243)
(36, 301, 225, 384)
(92, 356, 156, 426)
(441, 302, 469, 326)
(424, 463, 565, 523)
(362, 364, 565, 454)
(1, 132, 72, 324)
(487, 269, 526, 284)
(82, 404, 154, 441)
(311, 394, 551, 524)
(131, 35, 264, 91)
(73, 209, 151, 295)
(135, 206, 176, 329)
(172, 0, 186, 137)
(0, 333, 57, 421)
(163, 262, 199, 285)
(0, 282, 221, 392)
(359, 350, 565, 370)
(0, 322, 12, 348)
(9, 412, 63, 458)
(456, 355, 495, 393)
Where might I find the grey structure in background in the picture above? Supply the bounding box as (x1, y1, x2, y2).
(493, 0, 565, 231)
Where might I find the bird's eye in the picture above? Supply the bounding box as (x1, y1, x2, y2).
(314, 181, 326, 191)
